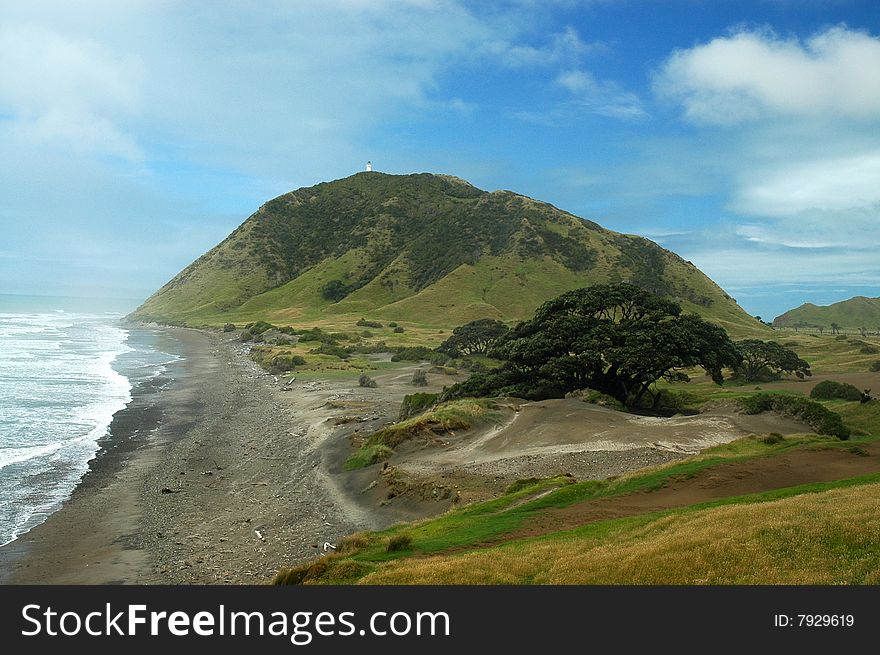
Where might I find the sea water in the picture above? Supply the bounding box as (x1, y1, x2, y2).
(0, 295, 178, 546)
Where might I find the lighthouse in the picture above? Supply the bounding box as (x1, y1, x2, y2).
(365, 161, 373, 172)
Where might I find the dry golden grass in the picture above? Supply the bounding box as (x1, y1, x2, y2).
(358, 482, 880, 585)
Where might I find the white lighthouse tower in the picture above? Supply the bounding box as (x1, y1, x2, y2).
(365, 160, 373, 172)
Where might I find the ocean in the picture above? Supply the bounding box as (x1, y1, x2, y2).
(0, 295, 178, 546)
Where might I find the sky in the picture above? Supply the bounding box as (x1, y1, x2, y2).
(1, 0, 879, 320)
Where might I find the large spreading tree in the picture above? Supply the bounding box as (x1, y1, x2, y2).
(437, 318, 510, 357)
(445, 283, 741, 407)
(733, 339, 811, 382)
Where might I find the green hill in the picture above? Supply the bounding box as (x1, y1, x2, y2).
(774, 296, 880, 331)
(132, 172, 763, 334)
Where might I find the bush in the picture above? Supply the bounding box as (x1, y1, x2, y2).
(836, 335, 847, 341)
(810, 380, 863, 401)
(268, 354, 306, 373)
(223, 323, 236, 332)
(760, 433, 785, 445)
(393, 326, 405, 333)
(411, 369, 428, 386)
(358, 373, 377, 388)
(871, 361, 880, 372)
(388, 322, 398, 327)
(247, 320, 274, 335)
(391, 346, 433, 362)
(310, 343, 350, 359)
(399, 392, 439, 419)
(860, 345, 880, 355)
(737, 393, 850, 439)
(349, 341, 389, 354)
(429, 352, 450, 366)
(321, 279, 350, 302)
(386, 534, 412, 552)
(298, 327, 337, 344)
(356, 318, 383, 328)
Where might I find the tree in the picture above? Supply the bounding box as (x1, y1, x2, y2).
(734, 339, 811, 382)
(321, 279, 349, 302)
(445, 284, 741, 407)
(437, 318, 509, 357)
(831, 322, 840, 335)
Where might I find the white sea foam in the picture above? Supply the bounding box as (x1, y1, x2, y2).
(0, 310, 169, 546)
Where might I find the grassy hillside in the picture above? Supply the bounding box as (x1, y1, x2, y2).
(774, 296, 880, 330)
(132, 172, 765, 335)
(273, 429, 880, 585)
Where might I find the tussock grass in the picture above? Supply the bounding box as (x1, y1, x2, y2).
(343, 444, 393, 470)
(358, 479, 880, 584)
(344, 398, 504, 469)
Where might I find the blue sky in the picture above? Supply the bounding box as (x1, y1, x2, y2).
(1, 0, 879, 319)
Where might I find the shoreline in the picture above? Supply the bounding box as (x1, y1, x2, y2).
(0, 326, 374, 584)
(0, 327, 203, 583)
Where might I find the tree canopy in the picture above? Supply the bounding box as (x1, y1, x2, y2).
(444, 284, 741, 407)
(437, 318, 510, 357)
(734, 339, 812, 382)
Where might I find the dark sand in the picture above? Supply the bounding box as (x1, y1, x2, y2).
(0, 328, 367, 583)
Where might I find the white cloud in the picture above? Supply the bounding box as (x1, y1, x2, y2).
(484, 26, 600, 67)
(556, 69, 646, 119)
(0, 24, 143, 158)
(655, 25, 880, 124)
(735, 151, 880, 216)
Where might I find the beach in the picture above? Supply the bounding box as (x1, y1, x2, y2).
(0, 327, 370, 584)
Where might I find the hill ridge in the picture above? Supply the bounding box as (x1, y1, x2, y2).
(132, 172, 762, 334)
(774, 295, 880, 330)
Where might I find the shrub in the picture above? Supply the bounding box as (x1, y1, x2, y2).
(247, 320, 274, 335)
(429, 352, 450, 366)
(860, 345, 880, 355)
(836, 335, 847, 341)
(399, 392, 439, 419)
(871, 361, 880, 372)
(388, 322, 398, 327)
(297, 327, 337, 344)
(349, 341, 389, 354)
(810, 380, 863, 401)
(321, 279, 350, 302)
(737, 393, 850, 440)
(359, 373, 377, 388)
(411, 369, 428, 386)
(760, 433, 785, 445)
(356, 318, 383, 328)
(391, 346, 433, 362)
(223, 323, 236, 332)
(310, 343, 350, 359)
(393, 326, 405, 333)
(386, 534, 412, 552)
(269, 354, 306, 373)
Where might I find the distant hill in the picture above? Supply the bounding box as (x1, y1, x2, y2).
(773, 296, 880, 330)
(131, 172, 763, 333)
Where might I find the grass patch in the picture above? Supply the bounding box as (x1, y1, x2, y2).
(343, 444, 393, 470)
(358, 476, 880, 584)
(344, 398, 505, 469)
